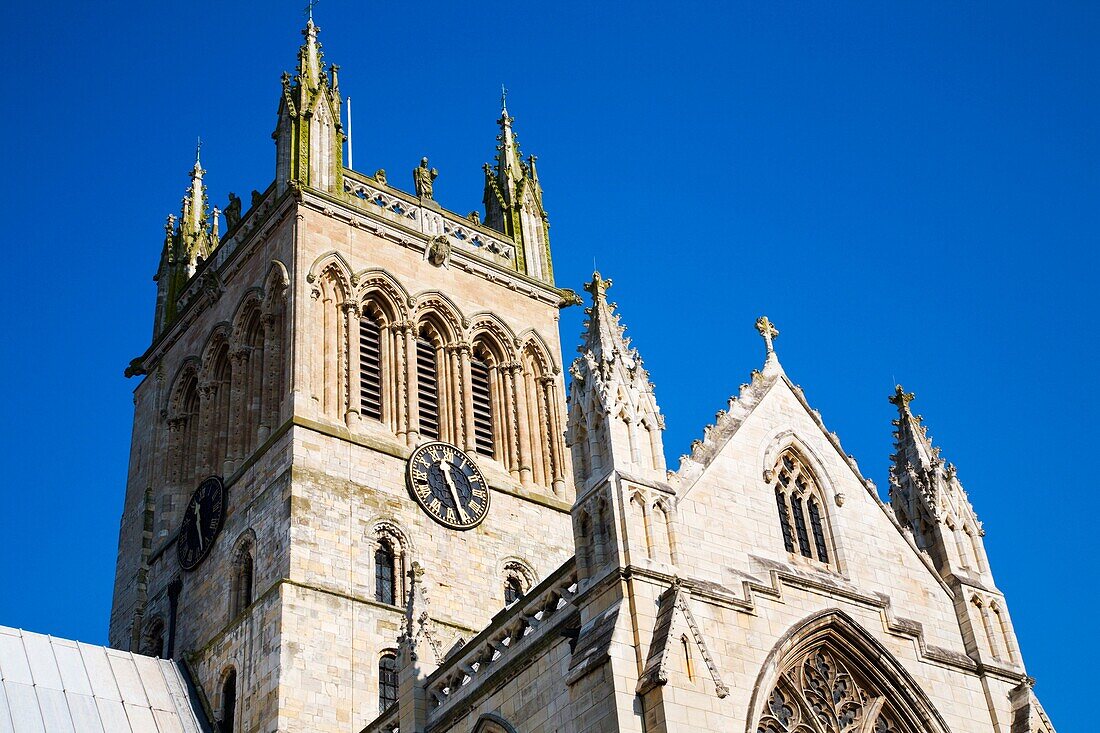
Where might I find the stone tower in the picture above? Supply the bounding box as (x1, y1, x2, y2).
(110, 17, 577, 733)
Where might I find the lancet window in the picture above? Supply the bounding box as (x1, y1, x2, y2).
(378, 653, 398, 712)
(230, 535, 255, 619)
(220, 669, 237, 733)
(771, 450, 832, 565)
(375, 540, 397, 606)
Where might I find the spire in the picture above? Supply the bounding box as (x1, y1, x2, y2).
(151, 147, 219, 338)
(481, 91, 553, 282)
(274, 9, 343, 193)
(889, 384, 937, 472)
(298, 14, 323, 89)
(581, 272, 632, 365)
(495, 85, 523, 186)
(888, 385, 985, 570)
(184, 138, 206, 236)
(567, 272, 666, 483)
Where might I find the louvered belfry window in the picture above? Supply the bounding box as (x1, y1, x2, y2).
(470, 356, 494, 456)
(359, 315, 383, 422)
(416, 337, 440, 440)
(771, 450, 833, 565)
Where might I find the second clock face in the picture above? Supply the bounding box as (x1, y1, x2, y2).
(406, 442, 490, 530)
(177, 476, 227, 571)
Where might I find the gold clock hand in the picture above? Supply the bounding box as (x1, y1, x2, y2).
(194, 503, 204, 550)
(440, 459, 471, 523)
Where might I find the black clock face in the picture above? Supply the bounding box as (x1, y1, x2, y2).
(406, 442, 490, 530)
(176, 476, 227, 571)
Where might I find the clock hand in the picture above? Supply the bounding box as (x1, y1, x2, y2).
(440, 459, 471, 523)
(194, 503, 204, 551)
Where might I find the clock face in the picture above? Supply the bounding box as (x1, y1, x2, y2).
(176, 476, 227, 571)
(406, 442, 490, 530)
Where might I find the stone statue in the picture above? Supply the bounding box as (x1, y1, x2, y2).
(374, 169, 388, 186)
(251, 190, 263, 209)
(413, 157, 438, 200)
(468, 211, 481, 225)
(224, 193, 242, 229)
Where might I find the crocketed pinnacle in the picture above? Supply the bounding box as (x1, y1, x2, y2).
(182, 139, 207, 237)
(298, 16, 323, 89)
(580, 271, 634, 367)
(493, 88, 524, 196)
(889, 384, 939, 473)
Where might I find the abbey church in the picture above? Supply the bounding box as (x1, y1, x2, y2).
(0, 14, 1058, 733)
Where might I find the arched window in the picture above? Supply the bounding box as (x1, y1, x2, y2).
(207, 341, 233, 476)
(141, 617, 165, 658)
(378, 653, 398, 712)
(415, 328, 440, 440)
(220, 669, 237, 733)
(375, 539, 397, 606)
(755, 643, 921, 733)
(771, 450, 833, 565)
(230, 538, 255, 618)
(240, 307, 266, 459)
(359, 312, 384, 422)
(504, 576, 523, 606)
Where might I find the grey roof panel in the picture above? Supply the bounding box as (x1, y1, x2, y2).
(52, 641, 93, 698)
(76, 644, 120, 703)
(63, 693, 103, 733)
(107, 652, 148, 708)
(0, 682, 15, 733)
(0, 633, 32, 685)
(132, 657, 173, 713)
(21, 634, 63, 693)
(95, 698, 129, 732)
(152, 708, 186, 733)
(123, 703, 158, 733)
(35, 687, 74, 733)
(4, 683, 43, 733)
(0, 627, 208, 733)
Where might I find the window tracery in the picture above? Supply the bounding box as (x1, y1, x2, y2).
(757, 645, 914, 733)
(771, 450, 833, 565)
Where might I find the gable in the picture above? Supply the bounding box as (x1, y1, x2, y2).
(670, 372, 967, 654)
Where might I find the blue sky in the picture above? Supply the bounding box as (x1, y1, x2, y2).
(0, 1, 1094, 727)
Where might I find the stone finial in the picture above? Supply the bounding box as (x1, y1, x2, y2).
(755, 316, 779, 354)
(889, 384, 915, 414)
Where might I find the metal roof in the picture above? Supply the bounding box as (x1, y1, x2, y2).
(0, 625, 209, 733)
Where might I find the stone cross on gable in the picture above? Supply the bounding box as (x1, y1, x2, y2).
(755, 316, 779, 354)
